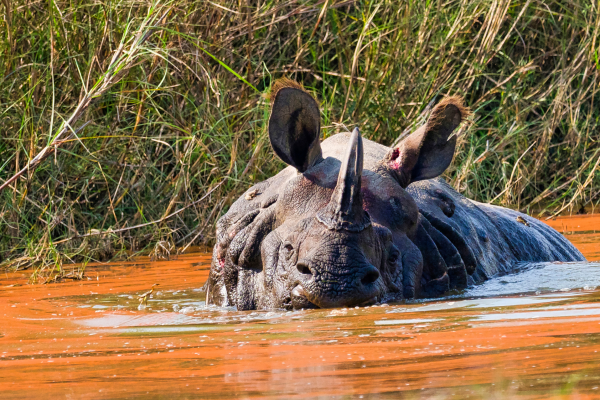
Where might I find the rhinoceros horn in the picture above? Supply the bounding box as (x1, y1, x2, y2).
(316, 127, 371, 232)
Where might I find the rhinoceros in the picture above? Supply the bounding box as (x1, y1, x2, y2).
(204, 79, 585, 310)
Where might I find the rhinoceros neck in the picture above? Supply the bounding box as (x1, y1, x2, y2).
(320, 132, 389, 172)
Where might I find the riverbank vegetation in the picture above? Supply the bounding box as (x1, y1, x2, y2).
(1, 0, 599, 276)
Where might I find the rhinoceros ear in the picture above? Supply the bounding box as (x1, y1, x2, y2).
(384, 96, 469, 187)
(268, 78, 322, 172)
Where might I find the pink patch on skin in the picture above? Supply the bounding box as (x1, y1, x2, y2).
(389, 148, 401, 169)
(361, 187, 374, 211)
(214, 244, 225, 269)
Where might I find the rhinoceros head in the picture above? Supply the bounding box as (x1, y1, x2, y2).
(206, 79, 470, 310)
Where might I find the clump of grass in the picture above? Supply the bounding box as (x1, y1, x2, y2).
(1, 0, 599, 274)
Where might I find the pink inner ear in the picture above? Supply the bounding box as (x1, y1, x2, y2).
(389, 147, 401, 169)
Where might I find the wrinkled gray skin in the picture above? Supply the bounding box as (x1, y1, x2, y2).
(205, 82, 585, 310)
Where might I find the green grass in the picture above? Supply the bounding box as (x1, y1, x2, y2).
(1, 0, 599, 275)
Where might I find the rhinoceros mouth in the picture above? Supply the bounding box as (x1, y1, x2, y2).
(291, 285, 319, 309)
(358, 297, 378, 307)
(291, 284, 380, 309)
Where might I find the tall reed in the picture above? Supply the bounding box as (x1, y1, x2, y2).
(1, 0, 599, 274)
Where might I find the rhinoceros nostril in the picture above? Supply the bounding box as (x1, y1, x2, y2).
(296, 262, 312, 275)
(361, 268, 380, 285)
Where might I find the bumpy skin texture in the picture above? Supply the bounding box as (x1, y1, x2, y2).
(205, 82, 584, 310)
(409, 179, 583, 282)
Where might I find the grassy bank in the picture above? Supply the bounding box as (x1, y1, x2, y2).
(1, 0, 599, 275)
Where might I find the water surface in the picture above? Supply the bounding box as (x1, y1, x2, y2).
(1, 214, 599, 399)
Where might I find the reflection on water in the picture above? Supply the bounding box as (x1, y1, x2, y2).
(1, 214, 600, 399)
(464, 261, 600, 297)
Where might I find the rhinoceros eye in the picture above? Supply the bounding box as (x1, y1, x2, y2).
(388, 248, 400, 264)
(283, 242, 296, 263)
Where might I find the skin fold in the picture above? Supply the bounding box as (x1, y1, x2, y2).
(205, 79, 585, 311)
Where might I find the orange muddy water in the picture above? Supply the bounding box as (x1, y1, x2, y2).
(1, 214, 600, 399)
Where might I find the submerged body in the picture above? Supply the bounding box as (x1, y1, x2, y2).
(408, 178, 582, 283)
(206, 80, 584, 310)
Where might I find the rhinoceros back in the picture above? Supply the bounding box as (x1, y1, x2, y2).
(408, 178, 585, 282)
